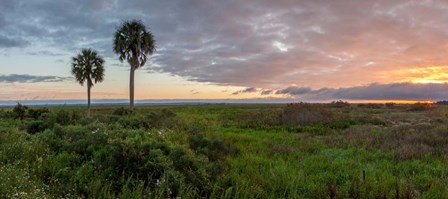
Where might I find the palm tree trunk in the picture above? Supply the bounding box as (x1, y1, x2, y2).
(87, 82, 91, 117)
(130, 66, 135, 109)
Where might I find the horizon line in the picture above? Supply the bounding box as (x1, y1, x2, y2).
(0, 98, 438, 107)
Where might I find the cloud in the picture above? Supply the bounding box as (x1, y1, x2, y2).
(260, 89, 273, 95)
(278, 83, 448, 101)
(0, 34, 29, 48)
(2, 0, 448, 91)
(276, 87, 312, 95)
(0, 74, 72, 83)
(190, 89, 200, 95)
(142, 0, 448, 89)
(232, 87, 258, 95)
(27, 50, 65, 56)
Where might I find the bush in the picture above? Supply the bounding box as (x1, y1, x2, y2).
(39, 110, 80, 128)
(385, 102, 395, 108)
(117, 116, 145, 129)
(189, 133, 234, 162)
(357, 103, 382, 109)
(35, 124, 224, 197)
(13, 103, 28, 120)
(409, 102, 433, 111)
(281, 103, 334, 126)
(26, 120, 46, 134)
(189, 133, 210, 151)
(146, 109, 178, 129)
(27, 108, 50, 120)
(328, 100, 350, 108)
(0, 164, 47, 198)
(116, 109, 178, 130)
(55, 110, 72, 125)
(112, 107, 134, 116)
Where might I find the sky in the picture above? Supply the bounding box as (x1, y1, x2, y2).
(1, 0, 448, 102)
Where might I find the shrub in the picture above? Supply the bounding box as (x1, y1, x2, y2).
(34, 124, 225, 197)
(115, 109, 178, 130)
(13, 103, 28, 120)
(207, 139, 230, 161)
(117, 116, 146, 129)
(409, 102, 433, 111)
(189, 133, 234, 162)
(328, 100, 350, 108)
(385, 102, 395, 108)
(0, 164, 47, 198)
(27, 108, 50, 120)
(56, 110, 72, 125)
(26, 120, 46, 134)
(41, 152, 81, 195)
(281, 103, 334, 126)
(70, 110, 82, 121)
(112, 107, 134, 116)
(189, 133, 210, 151)
(146, 109, 178, 128)
(357, 103, 382, 109)
(40, 110, 78, 127)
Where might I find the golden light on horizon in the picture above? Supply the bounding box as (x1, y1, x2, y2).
(349, 99, 435, 104)
(406, 66, 448, 84)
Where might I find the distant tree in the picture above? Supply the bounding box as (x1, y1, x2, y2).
(71, 49, 105, 116)
(113, 19, 156, 109)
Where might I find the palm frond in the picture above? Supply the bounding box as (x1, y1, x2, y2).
(113, 19, 156, 69)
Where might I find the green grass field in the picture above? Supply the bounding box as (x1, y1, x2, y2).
(1, 103, 448, 198)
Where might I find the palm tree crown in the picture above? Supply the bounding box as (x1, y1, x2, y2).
(113, 19, 156, 69)
(71, 49, 105, 88)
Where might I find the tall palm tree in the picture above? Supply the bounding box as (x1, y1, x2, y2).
(71, 48, 105, 116)
(113, 19, 156, 109)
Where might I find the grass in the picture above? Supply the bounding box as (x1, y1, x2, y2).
(1, 103, 448, 198)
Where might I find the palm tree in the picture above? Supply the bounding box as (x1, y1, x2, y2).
(71, 48, 105, 116)
(113, 19, 156, 109)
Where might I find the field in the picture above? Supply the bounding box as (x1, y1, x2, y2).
(1, 102, 448, 198)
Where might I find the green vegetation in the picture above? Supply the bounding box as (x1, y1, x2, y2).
(1, 103, 448, 198)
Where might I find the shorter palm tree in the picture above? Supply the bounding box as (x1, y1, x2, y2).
(71, 49, 105, 116)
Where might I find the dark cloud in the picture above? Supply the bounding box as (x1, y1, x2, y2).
(232, 87, 258, 95)
(0, 34, 29, 48)
(0, 74, 71, 83)
(276, 87, 312, 95)
(278, 83, 448, 101)
(2, 0, 448, 90)
(260, 89, 273, 95)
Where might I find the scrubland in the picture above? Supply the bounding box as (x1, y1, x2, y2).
(1, 102, 447, 198)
